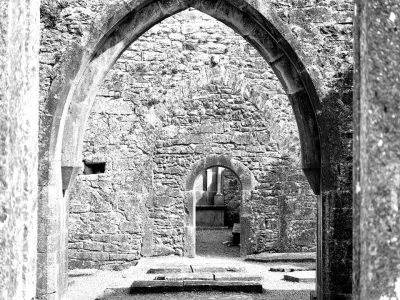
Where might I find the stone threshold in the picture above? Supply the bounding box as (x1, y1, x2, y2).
(129, 280, 263, 294)
(147, 266, 244, 274)
(154, 272, 262, 282)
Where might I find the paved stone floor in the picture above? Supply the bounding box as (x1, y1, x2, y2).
(66, 256, 314, 300)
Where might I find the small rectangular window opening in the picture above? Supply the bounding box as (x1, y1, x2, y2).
(83, 161, 106, 175)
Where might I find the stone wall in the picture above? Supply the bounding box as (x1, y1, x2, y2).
(0, 0, 39, 299)
(68, 9, 316, 269)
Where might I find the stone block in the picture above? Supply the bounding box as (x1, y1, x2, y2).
(119, 221, 140, 234)
(190, 266, 244, 273)
(90, 252, 109, 261)
(183, 280, 263, 293)
(109, 253, 136, 261)
(103, 244, 118, 252)
(129, 281, 184, 294)
(213, 274, 262, 282)
(232, 132, 254, 145)
(141, 220, 153, 257)
(184, 225, 195, 258)
(83, 240, 103, 251)
(269, 266, 315, 272)
(283, 271, 316, 283)
(164, 273, 214, 281)
(147, 267, 192, 274)
(154, 196, 173, 207)
(240, 215, 253, 256)
(153, 244, 175, 256)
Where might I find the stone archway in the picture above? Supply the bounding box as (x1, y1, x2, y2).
(184, 155, 256, 257)
(37, 1, 351, 299)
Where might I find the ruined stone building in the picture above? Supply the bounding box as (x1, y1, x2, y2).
(1, 0, 400, 300)
(67, 10, 317, 269)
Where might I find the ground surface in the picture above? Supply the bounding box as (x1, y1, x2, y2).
(66, 230, 315, 300)
(196, 228, 240, 258)
(99, 289, 311, 299)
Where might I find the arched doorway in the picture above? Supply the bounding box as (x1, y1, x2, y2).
(37, 1, 351, 299)
(184, 155, 256, 257)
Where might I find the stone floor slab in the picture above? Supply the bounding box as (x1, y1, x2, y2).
(129, 281, 184, 293)
(213, 273, 263, 282)
(183, 280, 263, 293)
(163, 272, 214, 281)
(147, 267, 192, 274)
(269, 266, 315, 272)
(283, 271, 316, 283)
(190, 266, 244, 273)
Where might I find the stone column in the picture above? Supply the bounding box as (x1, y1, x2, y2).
(206, 168, 213, 205)
(0, 0, 39, 299)
(217, 167, 222, 194)
(354, 1, 400, 299)
(214, 167, 224, 205)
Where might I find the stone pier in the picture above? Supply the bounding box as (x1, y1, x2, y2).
(354, 1, 400, 299)
(0, 0, 39, 299)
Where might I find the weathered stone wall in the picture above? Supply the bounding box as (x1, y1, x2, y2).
(0, 0, 39, 299)
(68, 9, 316, 269)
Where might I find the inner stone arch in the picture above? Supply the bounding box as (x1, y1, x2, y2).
(184, 154, 257, 257)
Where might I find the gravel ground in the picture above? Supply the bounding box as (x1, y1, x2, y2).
(66, 257, 314, 300)
(98, 289, 311, 300)
(65, 230, 315, 300)
(196, 229, 240, 258)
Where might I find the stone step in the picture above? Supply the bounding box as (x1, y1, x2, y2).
(129, 280, 263, 294)
(269, 266, 316, 272)
(154, 272, 262, 282)
(283, 271, 316, 283)
(183, 280, 263, 293)
(156, 272, 214, 281)
(213, 273, 263, 282)
(190, 266, 245, 273)
(129, 281, 184, 293)
(147, 266, 192, 274)
(147, 266, 244, 274)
